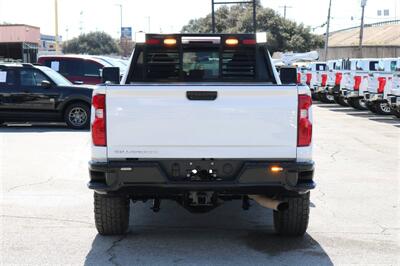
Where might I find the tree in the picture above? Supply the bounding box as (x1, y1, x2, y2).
(181, 3, 324, 53)
(63, 32, 122, 55)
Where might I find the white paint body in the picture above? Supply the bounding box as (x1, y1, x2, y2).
(91, 84, 312, 162)
(367, 58, 399, 100)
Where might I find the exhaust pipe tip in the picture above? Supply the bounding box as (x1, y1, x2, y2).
(249, 195, 289, 211)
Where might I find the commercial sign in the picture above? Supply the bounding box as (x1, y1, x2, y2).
(121, 27, 132, 40)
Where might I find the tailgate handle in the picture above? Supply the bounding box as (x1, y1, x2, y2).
(186, 91, 217, 101)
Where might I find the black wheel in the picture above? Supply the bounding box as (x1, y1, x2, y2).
(374, 102, 393, 115)
(273, 192, 310, 236)
(347, 98, 367, 110)
(333, 95, 348, 107)
(317, 92, 335, 103)
(94, 193, 130, 236)
(64, 102, 90, 129)
(311, 92, 318, 101)
(392, 109, 400, 118)
(365, 101, 378, 113)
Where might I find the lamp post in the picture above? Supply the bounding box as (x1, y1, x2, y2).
(54, 0, 59, 53)
(359, 0, 367, 58)
(324, 0, 332, 61)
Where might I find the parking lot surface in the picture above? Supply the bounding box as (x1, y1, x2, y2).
(1, 104, 399, 265)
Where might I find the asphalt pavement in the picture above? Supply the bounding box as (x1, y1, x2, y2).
(1, 104, 399, 265)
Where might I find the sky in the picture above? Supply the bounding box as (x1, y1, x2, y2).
(0, 0, 399, 40)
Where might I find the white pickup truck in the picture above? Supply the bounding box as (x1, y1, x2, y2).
(306, 62, 328, 100)
(387, 59, 400, 118)
(364, 58, 398, 115)
(341, 58, 379, 110)
(88, 34, 315, 236)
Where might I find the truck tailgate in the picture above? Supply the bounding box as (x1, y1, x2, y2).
(105, 85, 298, 159)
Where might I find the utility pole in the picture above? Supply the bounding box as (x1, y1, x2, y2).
(359, 0, 367, 58)
(54, 0, 59, 53)
(324, 0, 332, 61)
(279, 5, 292, 19)
(252, 0, 256, 33)
(79, 11, 84, 35)
(116, 4, 122, 39)
(211, 0, 215, 33)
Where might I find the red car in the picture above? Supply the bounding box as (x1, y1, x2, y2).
(37, 55, 113, 85)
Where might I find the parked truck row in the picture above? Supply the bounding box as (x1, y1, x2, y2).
(297, 58, 400, 117)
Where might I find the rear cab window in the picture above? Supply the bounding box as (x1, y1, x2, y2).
(127, 34, 275, 83)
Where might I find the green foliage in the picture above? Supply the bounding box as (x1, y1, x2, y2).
(181, 3, 324, 53)
(62, 32, 122, 55)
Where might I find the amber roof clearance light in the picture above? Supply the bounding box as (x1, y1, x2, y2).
(225, 38, 239, 46)
(164, 38, 177, 46)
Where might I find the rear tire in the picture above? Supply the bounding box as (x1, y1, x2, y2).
(333, 95, 348, 107)
(273, 192, 310, 236)
(94, 193, 130, 236)
(366, 101, 378, 113)
(375, 102, 393, 115)
(311, 91, 318, 101)
(317, 92, 335, 103)
(64, 102, 90, 129)
(392, 109, 400, 118)
(347, 97, 367, 110)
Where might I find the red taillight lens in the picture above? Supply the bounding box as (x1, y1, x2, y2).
(353, 76, 362, 91)
(306, 73, 312, 85)
(242, 39, 256, 45)
(298, 94, 312, 147)
(92, 94, 106, 146)
(146, 38, 161, 45)
(297, 73, 301, 84)
(377, 77, 387, 94)
(335, 72, 342, 85)
(321, 73, 328, 87)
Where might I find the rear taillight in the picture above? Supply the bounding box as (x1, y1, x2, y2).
(297, 73, 301, 84)
(298, 94, 312, 147)
(353, 76, 362, 91)
(321, 73, 327, 87)
(377, 77, 387, 94)
(335, 72, 342, 85)
(92, 94, 106, 146)
(306, 73, 312, 85)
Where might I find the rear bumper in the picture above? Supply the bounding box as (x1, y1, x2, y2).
(388, 95, 400, 108)
(316, 86, 327, 93)
(88, 160, 315, 195)
(328, 85, 340, 95)
(341, 89, 359, 98)
(364, 92, 383, 102)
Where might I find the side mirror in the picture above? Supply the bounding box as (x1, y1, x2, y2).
(102, 67, 120, 84)
(41, 80, 52, 88)
(279, 67, 297, 84)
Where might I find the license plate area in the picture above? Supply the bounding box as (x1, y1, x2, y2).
(158, 159, 244, 182)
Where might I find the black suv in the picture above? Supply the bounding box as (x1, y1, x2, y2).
(0, 63, 93, 129)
